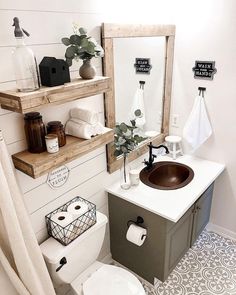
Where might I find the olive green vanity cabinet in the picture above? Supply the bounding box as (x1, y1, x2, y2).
(191, 183, 214, 245)
(108, 183, 214, 284)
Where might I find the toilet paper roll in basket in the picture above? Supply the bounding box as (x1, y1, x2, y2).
(50, 211, 74, 241)
(67, 201, 89, 220)
(126, 224, 147, 246)
(51, 211, 73, 227)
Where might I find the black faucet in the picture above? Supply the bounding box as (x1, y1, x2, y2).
(143, 143, 169, 169)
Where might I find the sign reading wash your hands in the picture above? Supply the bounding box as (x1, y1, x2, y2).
(192, 61, 217, 80)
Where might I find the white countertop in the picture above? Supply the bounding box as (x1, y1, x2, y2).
(106, 155, 225, 223)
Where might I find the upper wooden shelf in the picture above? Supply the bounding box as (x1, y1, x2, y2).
(12, 128, 114, 178)
(0, 76, 111, 114)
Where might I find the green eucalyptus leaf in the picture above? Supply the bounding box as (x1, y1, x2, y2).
(114, 150, 122, 157)
(121, 146, 128, 153)
(118, 138, 126, 145)
(81, 38, 89, 48)
(85, 42, 96, 55)
(65, 46, 76, 58)
(70, 34, 81, 45)
(114, 127, 122, 136)
(79, 27, 87, 35)
(66, 58, 73, 67)
(134, 109, 142, 117)
(120, 123, 128, 133)
(61, 37, 71, 46)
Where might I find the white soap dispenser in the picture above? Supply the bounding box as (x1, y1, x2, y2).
(12, 17, 39, 92)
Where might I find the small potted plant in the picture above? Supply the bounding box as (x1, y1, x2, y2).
(61, 24, 104, 79)
(114, 109, 146, 189)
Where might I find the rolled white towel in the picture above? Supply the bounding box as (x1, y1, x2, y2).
(70, 118, 105, 136)
(70, 108, 99, 125)
(65, 120, 94, 140)
(93, 122, 105, 135)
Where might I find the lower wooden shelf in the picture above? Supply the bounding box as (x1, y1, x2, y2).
(12, 128, 114, 178)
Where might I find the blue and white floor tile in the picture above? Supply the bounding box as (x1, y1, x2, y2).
(141, 230, 236, 295)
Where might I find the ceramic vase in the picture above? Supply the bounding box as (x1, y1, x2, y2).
(79, 59, 96, 79)
(120, 153, 131, 190)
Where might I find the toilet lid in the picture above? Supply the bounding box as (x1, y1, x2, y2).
(83, 264, 145, 295)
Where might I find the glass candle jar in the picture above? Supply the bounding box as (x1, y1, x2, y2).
(46, 121, 66, 147)
(45, 134, 59, 153)
(24, 112, 46, 153)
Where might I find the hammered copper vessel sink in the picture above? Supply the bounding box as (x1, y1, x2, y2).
(140, 161, 194, 190)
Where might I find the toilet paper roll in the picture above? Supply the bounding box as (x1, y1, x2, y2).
(50, 212, 73, 227)
(50, 212, 74, 244)
(126, 224, 147, 246)
(67, 201, 89, 220)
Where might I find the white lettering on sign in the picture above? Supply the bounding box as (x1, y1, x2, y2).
(47, 165, 70, 189)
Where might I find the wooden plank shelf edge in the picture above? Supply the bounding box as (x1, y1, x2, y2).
(12, 128, 114, 178)
(0, 76, 111, 114)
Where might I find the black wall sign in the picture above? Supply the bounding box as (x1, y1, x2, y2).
(134, 58, 152, 74)
(192, 61, 217, 80)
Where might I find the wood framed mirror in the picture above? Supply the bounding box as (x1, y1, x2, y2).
(102, 23, 175, 173)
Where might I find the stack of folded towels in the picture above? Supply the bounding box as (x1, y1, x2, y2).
(65, 108, 105, 139)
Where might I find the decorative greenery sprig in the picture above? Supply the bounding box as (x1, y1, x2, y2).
(114, 109, 147, 157)
(61, 24, 104, 67)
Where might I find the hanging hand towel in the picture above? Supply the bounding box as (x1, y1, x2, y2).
(183, 95, 212, 151)
(70, 107, 99, 125)
(129, 88, 146, 128)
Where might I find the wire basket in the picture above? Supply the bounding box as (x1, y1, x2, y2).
(45, 196, 96, 246)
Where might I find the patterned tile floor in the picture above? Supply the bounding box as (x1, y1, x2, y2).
(141, 230, 236, 295)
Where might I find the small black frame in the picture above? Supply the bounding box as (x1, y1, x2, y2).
(134, 58, 152, 74)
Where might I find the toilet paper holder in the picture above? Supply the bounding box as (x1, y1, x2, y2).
(127, 216, 147, 240)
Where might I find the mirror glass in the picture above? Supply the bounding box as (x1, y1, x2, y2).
(114, 37, 166, 138)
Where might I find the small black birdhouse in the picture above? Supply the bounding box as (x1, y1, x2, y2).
(39, 57, 70, 87)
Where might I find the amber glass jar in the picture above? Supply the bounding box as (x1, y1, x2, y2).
(24, 112, 46, 153)
(46, 121, 66, 147)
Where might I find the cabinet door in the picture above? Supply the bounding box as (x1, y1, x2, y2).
(164, 205, 194, 279)
(191, 183, 214, 246)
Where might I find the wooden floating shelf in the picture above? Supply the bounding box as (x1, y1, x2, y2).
(0, 76, 111, 114)
(12, 128, 114, 178)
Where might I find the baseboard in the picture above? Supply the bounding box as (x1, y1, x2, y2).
(207, 222, 236, 241)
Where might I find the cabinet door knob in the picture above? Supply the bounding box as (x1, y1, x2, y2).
(196, 206, 201, 210)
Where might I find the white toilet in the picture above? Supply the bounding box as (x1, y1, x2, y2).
(40, 212, 146, 295)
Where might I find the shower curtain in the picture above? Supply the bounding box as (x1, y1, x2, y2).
(0, 130, 56, 295)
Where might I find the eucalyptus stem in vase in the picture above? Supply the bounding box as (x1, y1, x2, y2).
(61, 23, 104, 79)
(114, 109, 147, 189)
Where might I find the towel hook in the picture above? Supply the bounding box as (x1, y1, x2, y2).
(139, 81, 145, 89)
(198, 87, 206, 97)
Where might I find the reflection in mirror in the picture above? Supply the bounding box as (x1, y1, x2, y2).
(102, 24, 175, 173)
(114, 37, 165, 139)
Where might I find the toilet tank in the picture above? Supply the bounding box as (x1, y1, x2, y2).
(40, 211, 108, 286)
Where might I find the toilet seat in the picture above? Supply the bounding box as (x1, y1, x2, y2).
(82, 264, 145, 295)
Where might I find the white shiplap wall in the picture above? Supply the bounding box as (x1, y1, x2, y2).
(0, 2, 121, 294)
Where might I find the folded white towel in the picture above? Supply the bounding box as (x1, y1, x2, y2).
(70, 118, 105, 136)
(183, 95, 212, 151)
(70, 108, 99, 125)
(65, 120, 94, 139)
(129, 88, 146, 128)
